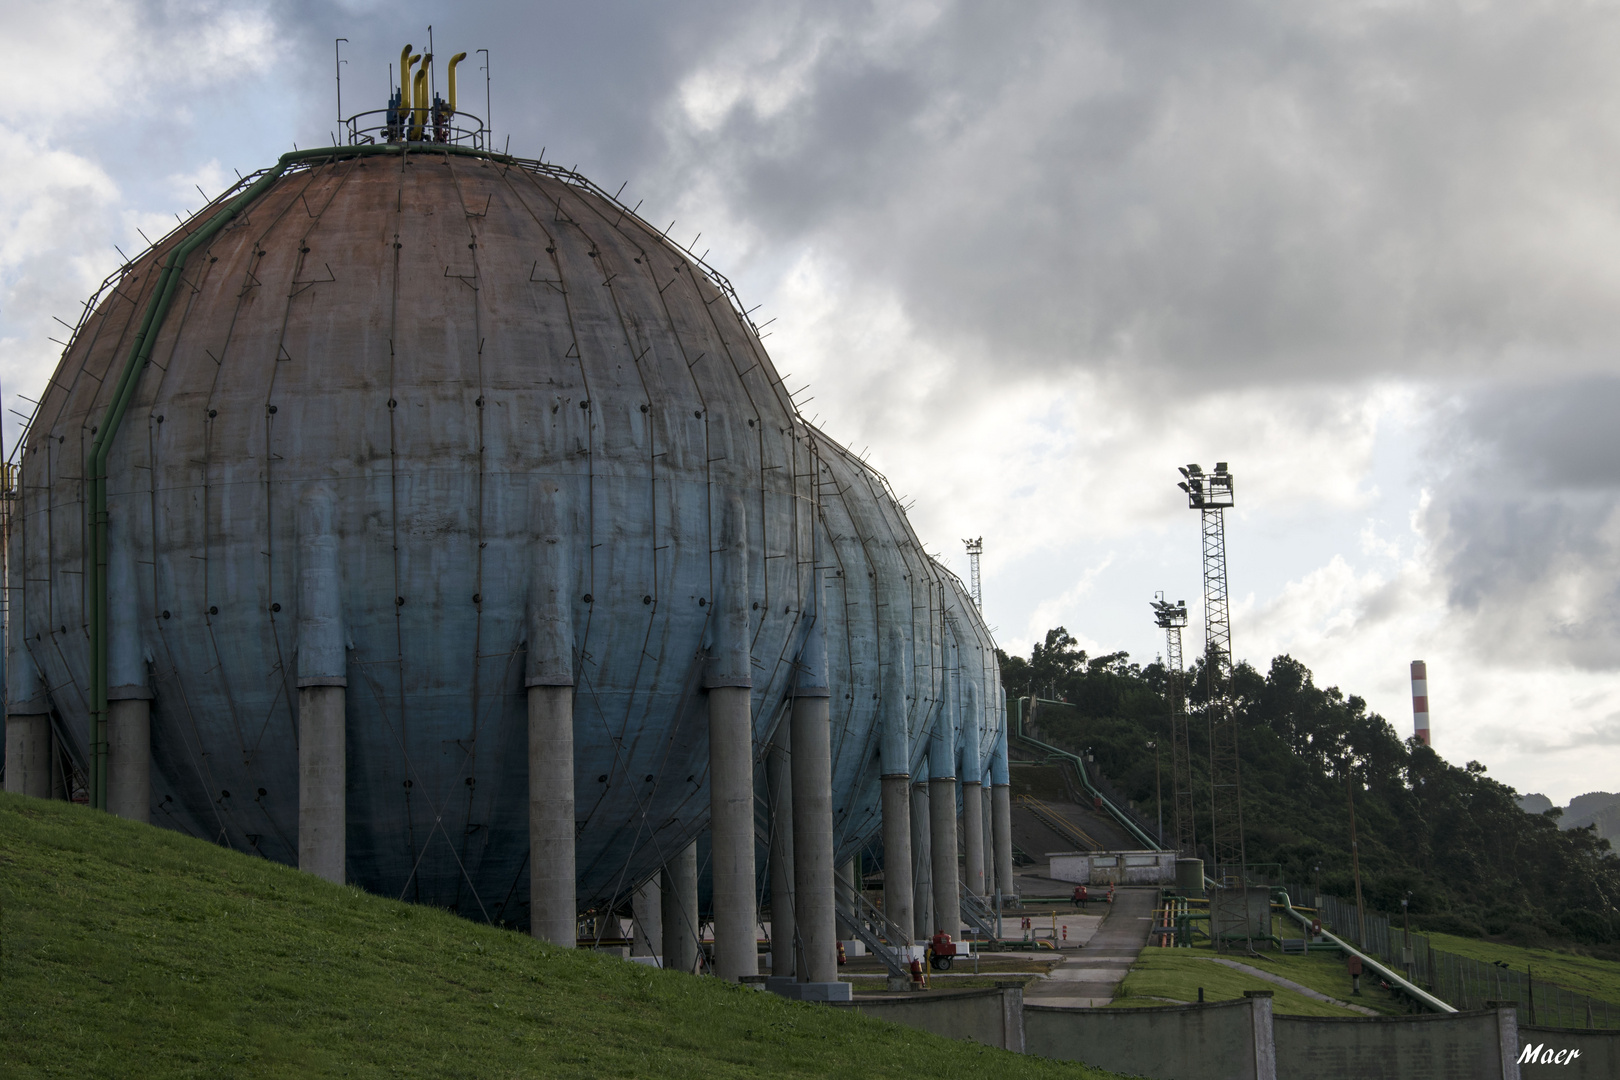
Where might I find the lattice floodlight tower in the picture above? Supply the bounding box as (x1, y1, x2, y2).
(963, 537, 983, 610)
(1151, 593, 1195, 860)
(1176, 462, 1250, 951)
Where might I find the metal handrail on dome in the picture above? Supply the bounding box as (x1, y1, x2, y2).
(342, 107, 489, 149)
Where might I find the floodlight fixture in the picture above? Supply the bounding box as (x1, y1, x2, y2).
(1178, 462, 1234, 510)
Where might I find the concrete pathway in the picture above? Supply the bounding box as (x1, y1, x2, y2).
(1023, 886, 1159, 1008)
(1204, 958, 1378, 1016)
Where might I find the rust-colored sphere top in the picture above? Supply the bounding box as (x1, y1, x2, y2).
(15, 147, 1001, 921)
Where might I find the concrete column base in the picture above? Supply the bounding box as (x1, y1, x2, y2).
(528, 684, 576, 945)
(631, 877, 662, 958)
(768, 978, 851, 1002)
(662, 840, 700, 974)
(108, 698, 151, 823)
(962, 780, 985, 899)
(790, 693, 837, 983)
(910, 781, 933, 939)
(880, 774, 913, 938)
(4, 714, 51, 797)
(297, 685, 346, 883)
(992, 783, 1015, 900)
(929, 777, 961, 936)
(708, 684, 757, 981)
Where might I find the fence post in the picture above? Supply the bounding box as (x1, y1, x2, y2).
(1493, 1005, 1520, 1080)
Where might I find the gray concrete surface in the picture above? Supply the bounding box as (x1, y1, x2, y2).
(662, 840, 700, 974)
(297, 685, 346, 884)
(834, 985, 1026, 1052)
(106, 698, 150, 823)
(963, 780, 986, 899)
(791, 629, 837, 984)
(528, 684, 575, 944)
(1023, 885, 1157, 1008)
(929, 776, 961, 936)
(1274, 1007, 1519, 1080)
(3, 714, 51, 798)
(766, 720, 795, 979)
(1028, 996, 1275, 1080)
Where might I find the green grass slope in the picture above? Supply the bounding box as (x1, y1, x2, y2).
(1421, 931, 1620, 1006)
(0, 793, 1116, 1079)
(1113, 944, 1407, 1018)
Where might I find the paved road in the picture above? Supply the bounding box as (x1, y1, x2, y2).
(1023, 886, 1159, 1008)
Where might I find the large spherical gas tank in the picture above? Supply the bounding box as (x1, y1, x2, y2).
(11, 146, 1003, 923)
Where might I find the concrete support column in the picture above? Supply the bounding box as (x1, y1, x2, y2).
(709, 686, 756, 980)
(3, 713, 51, 797)
(662, 840, 700, 973)
(929, 777, 960, 935)
(910, 780, 933, 939)
(991, 721, 1015, 900)
(878, 627, 913, 937)
(962, 780, 985, 897)
(527, 481, 576, 945)
(298, 686, 346, 882)
(296, 490, 346, 883)
(993, 784, 1014, 898)
(838, 857, 858, 911)
(707, 496, 756, 982)
(881, 777, 913, 929)
(528, 686, 575, 944)
(5, 524, 52, 799)
(107, 513, 150, 822)
(766, 717, 795, 979)
(791, 566, 837, 986)
(929, 635, 962, 936)
(632, 877, 662, 959)
(980, 778, 994, 892)
(107, 699, 150, 822)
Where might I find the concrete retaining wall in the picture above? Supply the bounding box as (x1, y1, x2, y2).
(830, 985, 1024, 1052)
(1047, 850, 1176, 885)
(1517, 1026, 1620, 1078)
(1274, 1008, 1519, 1080)
(1027, 997, 1274, 1080)
(825, 982, 1617, 1079)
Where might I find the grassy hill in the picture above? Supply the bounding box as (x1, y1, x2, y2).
(0, 792, 1116, 1079)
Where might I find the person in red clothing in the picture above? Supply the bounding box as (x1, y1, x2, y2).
(837, 941, 847, 966)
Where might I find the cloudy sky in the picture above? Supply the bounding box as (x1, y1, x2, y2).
(5, 0, 1619, 803)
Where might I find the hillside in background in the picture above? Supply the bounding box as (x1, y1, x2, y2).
(1518, 791, 1620, 844)
(999, 629, 1620, 956)
(0, 792, 1116, 1080)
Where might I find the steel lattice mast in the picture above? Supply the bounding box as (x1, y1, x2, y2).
(1178, 462, 1250, 951)
(1152, 594, 1195, 859)
(963, 536, 983, 609)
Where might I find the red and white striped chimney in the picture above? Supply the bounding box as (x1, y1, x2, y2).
(1410, 660, 1431, 746)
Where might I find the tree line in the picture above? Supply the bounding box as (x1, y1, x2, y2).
(998, 628, 1620, 952)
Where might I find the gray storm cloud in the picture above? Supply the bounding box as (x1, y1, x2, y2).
(14, 0, 1620, 702)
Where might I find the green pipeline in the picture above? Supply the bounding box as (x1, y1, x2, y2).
(85, 141, 512, 809)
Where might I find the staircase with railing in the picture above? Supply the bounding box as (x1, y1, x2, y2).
(833, 884, 912, 980)
(960, 886, 1001, 943)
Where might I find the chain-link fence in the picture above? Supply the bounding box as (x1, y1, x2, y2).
(1278, 885, 1620, 1030)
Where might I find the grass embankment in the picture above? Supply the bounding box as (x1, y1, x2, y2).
(0, 793, 1120, 1079)
(1113, 941, 1408, 1018)
(1421, 931, 1620, 1006)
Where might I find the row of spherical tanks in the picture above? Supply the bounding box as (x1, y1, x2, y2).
(1, 115, 1010, 993)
